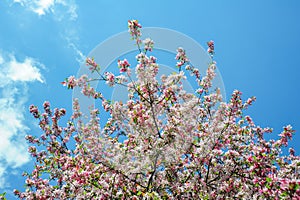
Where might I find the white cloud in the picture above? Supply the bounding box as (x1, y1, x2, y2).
(68, 41, 86, 64)
(0, 87, 29, 166)
(12, 0, 77, 20)
(0, 51, 45, 188)
(7, 57, 44, 83)
(34, 0, 55, 16)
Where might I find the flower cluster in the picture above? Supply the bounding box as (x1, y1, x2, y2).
(13, 20, 300, 200)
(142, 38, 154, 52)
(61, 75, 76, 89)
(86, 57, 99, 72)
(207, 40, 215, 56)
(128, 19, 142, 45)
(175, 47, 189, 69)
(104, 72, 115, 86)
(118, 59, 130, 73)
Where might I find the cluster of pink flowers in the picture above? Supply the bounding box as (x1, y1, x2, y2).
(104, 72, 115, 86)
(118, 59, 130, 73)
(29, 104, 40, 118)
(175, 47, 189, 69)
(142, 38, 154, 52)
(61, 75, 77, 89)
(12, 20, 300, 199)
(128, 19, 142, 45)
(207, 40, 215, 56)
(86, 57, 99, 72)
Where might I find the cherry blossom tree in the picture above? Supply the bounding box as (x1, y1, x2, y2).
(12, 20, 300, 199)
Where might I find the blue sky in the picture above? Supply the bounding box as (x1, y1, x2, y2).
(1, 0, 300, 198)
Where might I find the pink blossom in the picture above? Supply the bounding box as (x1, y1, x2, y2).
(118, 59, 130, 73)
(14, 20, 300, 200)
(105, 72, 115, 86)
(207, 40, 215, 55)
(143, 38, 154, 52)
(86, 57, 98, 72)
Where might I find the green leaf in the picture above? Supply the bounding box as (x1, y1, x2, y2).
(253, 156, 257, 161)
(280, 191, 288, 197)
(0, 192, 6, 196)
